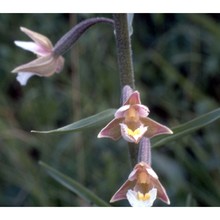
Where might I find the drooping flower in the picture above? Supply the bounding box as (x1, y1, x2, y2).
(11, 27, 64, 85)
(98, 88, 173, 144)
(110, 161, 170, 207)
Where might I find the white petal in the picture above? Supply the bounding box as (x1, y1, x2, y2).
(14, 41, 49, 56)
(148, 188, 157, 205)
(114, 105, 130, 118)
(16, 72, 35, 86)
(146, 168, 158, 179)
(126, 189, 157, 207)
(126, 190, 143, 207)
(134, 104, 150, 117)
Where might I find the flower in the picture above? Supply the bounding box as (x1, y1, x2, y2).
(98, 89, 173, 143)
(11, 27, 64, 86)
(110, 162, 170, 207)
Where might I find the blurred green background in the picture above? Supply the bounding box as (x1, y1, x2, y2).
(0, 14, 220, 206)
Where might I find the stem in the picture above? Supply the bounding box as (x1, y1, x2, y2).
(128, 143, 139, 168)
(113, 14, 135, 90)
(53, 17, 114, 56)
(113, 14, 137, 167)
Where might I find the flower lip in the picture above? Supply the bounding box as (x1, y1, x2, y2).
(126, 188, 157, 207)
(119, 123, 148, 143)
(16, 72, 35, 86)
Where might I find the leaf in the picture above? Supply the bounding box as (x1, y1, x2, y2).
(39, 161, 110, 207)
(32, 109, 116, 134)
(152, 108, 220, 148)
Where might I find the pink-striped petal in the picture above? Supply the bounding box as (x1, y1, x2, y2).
(12, 54, 64, 77)
(97, 118, 123, 141)
(20, 27, 53, 51)
(110, 180, 135, 203)
(150, 177, 170, 205)
(141, 117, 173, 138)
(124, 91, 141, 105)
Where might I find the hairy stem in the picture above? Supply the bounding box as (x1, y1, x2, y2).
(113, 14, 135, 90)
(113, 14, 137, 167)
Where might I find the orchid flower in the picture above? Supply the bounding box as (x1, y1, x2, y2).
(110, 161, 170, 207)
(98, 89, 173, 143)
(12, 27, 64, 86)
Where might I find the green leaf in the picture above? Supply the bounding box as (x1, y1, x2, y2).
(152, 108, 220, 148)
(32, 109, 116, 134)
(39, 161, 110, 207)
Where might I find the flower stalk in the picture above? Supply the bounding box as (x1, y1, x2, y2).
(138, 137, 152, 165)
(113, 14, 135, 90)
(53, 17, 114, 56)
(113, 14, 136, 167)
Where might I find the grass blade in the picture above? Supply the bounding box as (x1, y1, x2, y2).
(39, 161, 110, 207)
(32, 109, 116, 134)
(152, 108, 220, 147)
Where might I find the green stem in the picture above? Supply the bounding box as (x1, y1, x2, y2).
(128, 142, 139, 167)
(113, 14, 137, 167)
(113, 14, 135, 90)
